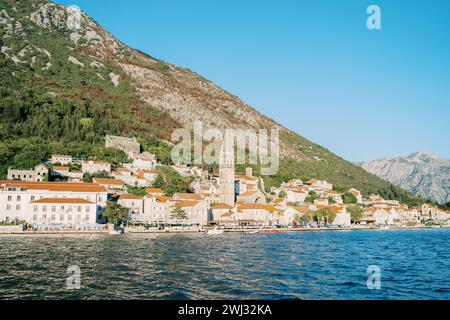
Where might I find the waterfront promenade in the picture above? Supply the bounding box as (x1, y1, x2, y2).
(1, 225, 448, 235)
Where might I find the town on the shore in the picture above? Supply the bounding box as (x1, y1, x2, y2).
(1, 135, 449, 233)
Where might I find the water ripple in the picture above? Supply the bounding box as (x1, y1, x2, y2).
(1, 229, 450, 299)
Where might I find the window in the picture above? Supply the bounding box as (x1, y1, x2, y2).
(86, 206, 90, 213)
(6, 204, 11, 211)
(16, 205, 20, 211)
(68, 215, 72, 221)
(60, 215, 64, 221)
(77, 206, 82, 212)
(51, 214, 56, 221)
(33, 214, 37, 221)
(52, 206, 56, 212)
(7, 195, 11, 201)
(42, 214, 46, 220)
(33, 206, 38, 212)
(17, 196, 21, 201)
(31, 196, 35, 201)
(85, 214, 90, 221)
(42, 206, 47, 212)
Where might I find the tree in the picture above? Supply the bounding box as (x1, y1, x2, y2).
(170, 206, 188, 221)
(102, 202, 129, 227)
(347, 205, 364, 224)
(278, 191, 286, 198)
(314, 207, 336, 225)
(343, 192, 357, 204)
(327, 196, 336, 205)
(305, 191, 320, 204)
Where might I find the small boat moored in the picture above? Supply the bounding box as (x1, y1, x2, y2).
(206, 228, 224, 235)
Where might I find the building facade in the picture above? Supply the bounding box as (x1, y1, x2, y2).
(7, 164, 48, 182)
(0, 181, 107, 224)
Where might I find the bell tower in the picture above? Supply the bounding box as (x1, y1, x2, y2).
(219, 143, 235, 207)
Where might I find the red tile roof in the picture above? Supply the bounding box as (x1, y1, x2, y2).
(31, 198, 94, 204)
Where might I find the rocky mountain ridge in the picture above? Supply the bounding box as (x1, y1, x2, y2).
(361, 152, 450, 204)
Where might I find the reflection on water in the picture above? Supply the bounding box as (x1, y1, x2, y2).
(1, 229, 450, 299)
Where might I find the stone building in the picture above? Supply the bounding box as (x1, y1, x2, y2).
(219, 145, 235, 207)
(7, 164, 48, 182)
(81, 161, 111, 175)
(105, 135, 140, 159)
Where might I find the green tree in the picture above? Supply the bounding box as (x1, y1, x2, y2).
(170, 206, 188, 221)
(314, 207, 336, 225)
(347, 205, 364, 224)
(278, 191, 286, 198)
(127, 185, 147, 196)
(343, 192, 357, 204)
(102, 202, 129, 226)
(305, 191, 320, 204)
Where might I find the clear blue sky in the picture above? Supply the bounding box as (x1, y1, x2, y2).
(56, 0, 450, 162)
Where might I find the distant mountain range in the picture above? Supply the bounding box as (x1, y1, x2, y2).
(360, 152, 450, 204)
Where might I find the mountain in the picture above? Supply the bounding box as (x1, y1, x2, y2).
(360, 152, 450, 204)
(0, 0, 426, 206)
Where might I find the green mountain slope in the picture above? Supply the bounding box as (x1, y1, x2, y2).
(0, 0, 427, 206)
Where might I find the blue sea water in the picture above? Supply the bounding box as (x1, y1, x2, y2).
(0, 228, 449, 299)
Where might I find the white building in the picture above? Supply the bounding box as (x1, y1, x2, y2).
(305, 179, 333, 192)
(236, 204, 279, 226)
(210, 203, 234, 222)
(348, 188, 363, 204)
(93, 178, 126, 194)
(138, 195, 174, 225)
(329, 206, 351, 226)
(131, 152, 156, 170)
(362, 207, 397, 225)
(30, 198, 97, 226)
(286, 187, 308, 203)
(50, 155, 73, 165)
(81, 161, 111, 175)
(0, 181, 107, 224)
(117, 194, 144, 215)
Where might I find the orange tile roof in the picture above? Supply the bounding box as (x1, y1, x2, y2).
(0, 181, 106, 193)
(93, 178, 124, 186)
(53, 166, 70, 171)
(238, 204, 278, 212)
(145, 188, 164, 194)
(173, 193, 202, 200)
(239, 190, 258, 197)
(306, 179, 318, 185)
(175, 200, 199, 208)
(31, 198, 94, 204)
(211, 203, 233, 210)
(290, 188, 308, 194)
(155, 196, 173, 202)
(236, 175, 258, 181)
(118, 194, 143, 200)
(137, 170, 157, 179)
(221, 211, 234, 217)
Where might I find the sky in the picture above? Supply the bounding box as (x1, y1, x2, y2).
(55, 0, 450, 162)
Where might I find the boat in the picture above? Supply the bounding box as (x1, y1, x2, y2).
(206, 228, 224, 235)
(247, 230, 259, 234)
(108, 229, 124, 235)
